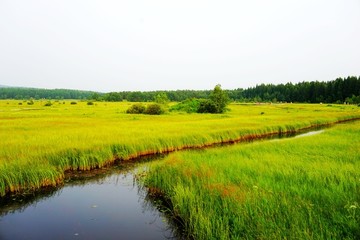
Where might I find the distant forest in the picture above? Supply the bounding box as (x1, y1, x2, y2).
(1, 76, 360, 104)
(0, 88, 96, 101)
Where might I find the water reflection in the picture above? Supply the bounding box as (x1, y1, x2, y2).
(0, 164, 177, 240)
(0, 188, 59, 217)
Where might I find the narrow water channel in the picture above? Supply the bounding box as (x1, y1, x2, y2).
(0, 128, 326, 239)
(0, 164, 176, 240)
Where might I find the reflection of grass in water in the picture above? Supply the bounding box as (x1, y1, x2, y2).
(0, 187, 58, 217)
(0, 100, 359, 196)
(144, 123, 360, 239)
(0, 156, 163, 217)
(140, 178, 188, 239)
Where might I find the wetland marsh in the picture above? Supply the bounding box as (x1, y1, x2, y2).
(0, 100, 359, 239)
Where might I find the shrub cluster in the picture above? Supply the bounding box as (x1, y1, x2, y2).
(171, 84, 230, 114)
(126, 103, 164, 115)
(345, 95, 360, 104)
(145, 103, 164, 115)
(126, 103, 146, 114)
(197, 99, 218, 113)
(44, 101, 52, 107)
(170, 98, 200, 113)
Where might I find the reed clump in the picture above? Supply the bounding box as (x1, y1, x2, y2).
(0, 162, 63, 196)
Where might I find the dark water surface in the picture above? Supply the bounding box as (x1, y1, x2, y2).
(0, 165, 175, 240)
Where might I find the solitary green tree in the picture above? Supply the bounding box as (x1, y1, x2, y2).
(210, 84, 229, 113)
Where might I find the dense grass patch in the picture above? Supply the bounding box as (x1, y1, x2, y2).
(143, 123, 360, 239)
(0, 100, 359, 196)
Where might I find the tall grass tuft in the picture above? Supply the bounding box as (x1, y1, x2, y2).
(0, 162, 62, 196)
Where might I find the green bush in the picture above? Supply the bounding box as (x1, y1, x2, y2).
(170, 85, 229, 114)
(87, 101, 94, 105)
(126, 103, 146, 114)
(44, 101, 52, 107)
(126, 103, 165, 115)
(197, 99, 218, 113)
(27, 99, 34, 105)
(197, 84, 230, 113)
(70, 101, 77, 105)
(170, 98, 200, 113)
(144, 103, 164, 115)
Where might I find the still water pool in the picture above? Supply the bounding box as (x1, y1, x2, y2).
(0, 165, 176, 240)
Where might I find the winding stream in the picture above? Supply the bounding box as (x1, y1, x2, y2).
(0, 128, 326, 239)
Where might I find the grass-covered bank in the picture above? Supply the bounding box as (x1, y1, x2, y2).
(143, 123, 360, 239)
(0, 100, 359, 196)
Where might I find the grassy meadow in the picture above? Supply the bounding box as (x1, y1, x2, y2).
(0, 100, 359, 197)
(143, 123, 360, 239)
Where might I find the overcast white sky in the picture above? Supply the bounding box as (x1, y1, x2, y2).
(0, 0, 359, 92)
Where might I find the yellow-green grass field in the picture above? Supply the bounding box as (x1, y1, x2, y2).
(143, 123, 360, 239)
(0, 100, 359, 196)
